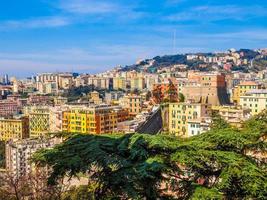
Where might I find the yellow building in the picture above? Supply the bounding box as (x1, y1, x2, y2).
(62, 105, 128, 134)
(130, 77, 145, 91)
(169, 102, 211, 137)
(0, 117, 29, 141)
(232, 81, 262, 104)
(29, 107, 50, 138)
(240, 89, 267, 115)
(113, 77, 126, 91)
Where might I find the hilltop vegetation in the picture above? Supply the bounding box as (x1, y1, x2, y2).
(32, 111, 267, 200)
(121, 49, 267, 73)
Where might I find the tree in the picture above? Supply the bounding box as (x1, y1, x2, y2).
(0, 141, 5, 168)
(33, 111, 267, 199)
(152, 85, 164, 104)
(166, 81, 178, 103)
(178, 93, 185, 103)
(0, 168, 69, 200)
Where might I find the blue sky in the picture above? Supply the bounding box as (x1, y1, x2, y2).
(0, 0, 267, 77)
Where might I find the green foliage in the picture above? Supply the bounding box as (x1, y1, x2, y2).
(62, 185, 94, 200)
(0, 141, 5, 168)
(178, 93, 185, 102)
(33, 112, 267, 199)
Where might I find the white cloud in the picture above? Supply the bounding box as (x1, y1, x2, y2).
(58, 0, 119, 14)
(167, 5, 267, 22)
(0, 16, 71, 30)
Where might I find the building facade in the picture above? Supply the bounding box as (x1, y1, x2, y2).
(62, 105, 128, 134)
(169, 101, 211, 137)
(240, 90, 267, 115)
(5, 137, 60, 177)
(0, 117, 29, 141)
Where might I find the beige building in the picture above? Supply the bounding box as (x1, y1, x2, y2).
(232, 81, 262, 104)
(130, 77, 145, 91)
(120, 94, 143, 116)
(212, 105, 251, 127)
(113, 77, 126, 91)
(240, 89, 267, 115)
(182, 72, 229, 106)
(88, 76, 111, 90)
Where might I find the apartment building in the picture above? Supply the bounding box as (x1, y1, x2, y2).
(169, 101, 211, 137)
(240, 89, 267, 115)
(88, 76, 112, 90)
(104, 91, 124, 104)
(0, 99, 22, 117)
(130, 77, 145, 91)
(187, 117, 212, 137)
(120, 94, 143, 116)
(182, 71, 229, 105)
(28, 107, 50, 137)
(62, 105, 128, 134)
(36, 72, 74, 90)
(113, 77, 126, 91)
(232, 81, 262, 104)
(5, 137, 60, 177)
(212, 105, 251, 127)
(0, 117, 29, 141)
(27, 94, 52, 106)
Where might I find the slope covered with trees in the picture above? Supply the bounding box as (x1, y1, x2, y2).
(33, 112, 267, 199)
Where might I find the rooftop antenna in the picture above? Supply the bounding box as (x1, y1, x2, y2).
(173, 29, 176, 55)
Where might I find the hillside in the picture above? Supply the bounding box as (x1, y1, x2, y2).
(120, 49, 267, 73)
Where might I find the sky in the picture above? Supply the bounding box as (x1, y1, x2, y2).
(0, 0, 267, 77)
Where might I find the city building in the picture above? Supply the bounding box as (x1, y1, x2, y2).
(113, 77, 126, 91)
(5, 137, 60, 177)
(120, 94, 143, 116)
(169, 101, 211, 137)
(182, 72, 229, 105)
(89, 91, 102, 105)
(104, 91, 124, 105)
(0, 117, 29, 141)
(62, 105, 129, 134)
(240, 89, 267, 115)
(88, 76, 112, 90)
(212, 105, 251, 127)
(187, 117, 212, 137)
(53, 96, 68, 106)
(0, 99, 22, 117)
(28, 106, 50, 137)
(130, 77, 145, 91)
(232, 81, 262, 104)
(27, 94, 52, 106)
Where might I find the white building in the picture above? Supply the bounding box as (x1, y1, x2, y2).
(5, 137, 61, 177)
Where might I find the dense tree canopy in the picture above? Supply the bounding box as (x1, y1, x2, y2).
(0, 141, 5, 168)
(33, 111, 267, 199)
